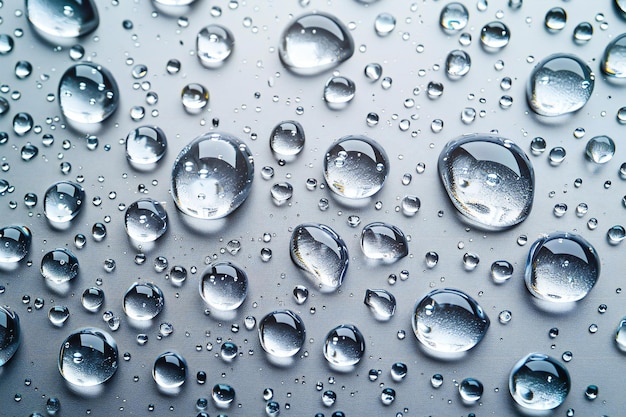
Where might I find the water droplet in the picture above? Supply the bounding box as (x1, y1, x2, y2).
(525, 232, 600, 303)
(152, 351, 187, 388)
(124, 198, 168, 242)
(199, 262, 248, 311)
(366, 112, 379, 126)
(462, 252, 480, 270)
(324, 135, 389, 199)
(390, 362, 407, 382)
(431, 373, 444, 388)
(364, 63, 382, 81)
(480, 21, 510, 51)
(425, 251, 439, 268)
(279, 13, 354, 75)
(181, 83, 209, 114)
(322, 389, 336, 406)
(499, 310, 512, 324)
(553, 203, 567, 217)
(123, 282, 165, 320)
(58, 328, 118, 386)
(126, 126, 167, 168)
(446, 49, 471, 79)
(15, 60, 32, 79)
(197, 25, 234, 68)
(440, 2, 469, 32)
(0, 34, 15, 55)
(584, 384, 598, 400)
(573, 22, 593, 43)
(81, 287, 104, 312)
(290, 224, 348, 292)
(491, 260, 514, 283)
(26, 0, 99, 38)
(545, 7, 567, 31)
(527, 54, 594, 117)
(323, 324, 365, 367)
(380, 387, 396, 405)
(400, 195, 420, 216)
(48, 305, 70, 327)
(0, 226, 31, 263)
(46, 397, 61, 415)
(324, 76, 356, 110)
(13, 112, 34, 136)
(265, 400, 280, 416)
(438, 134, 534, 230)
(212, 383, 236, 408)
(607, 225, 626, 245)
(293, 285, 309, 304)
(548, 147, 566, 165)
(58, 63, 119, 124)
(171, 131, 254, 219)
(509, 353, 570, 410)
(166, 59, 181, 74)
(585, 135, 615, 164)
(270, 120, 305, 161)
(258, 310, 305, 358)
(374, 13, 396, 36)
(459, 378, 483, 403)
(360, 222, 408, 262)
(364, 289, 396, 321)
(530, 137, 547, 155)
(0, 306, 20, 365)
(271, 182, 293, 206)
(41, 248, 79, 284)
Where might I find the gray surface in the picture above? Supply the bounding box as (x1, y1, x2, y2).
(0, 0, 625, 416)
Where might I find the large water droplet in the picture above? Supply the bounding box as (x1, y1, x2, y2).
(124, 198, 168, 243)
(509, 353, 570, 411)
(323, 76, 356, 110)
(279, 13, 354, 75)
(480, 21, 510, 51)
(525, 232, 600, 303)
(152, 351, 187, 388)
(438, 134, 535, 230)
(440, 2, 469, 32)
(323, 324, 365, 367)
(123, 282, 165, 320)
(602, 33, 626, 79)
(41, 248, 79, 284)
(258, 310, 305, 357)
(527, 54, 594, 117)
(0, 306, 20, 366)
(290, 223, 349, 292)
(360, 222, 408, 262)
(364, 289, 396, 321)
(58, 63, 119, 124)
(196, 25, 234, 68)
(44, 181, 85, 223)
(26, 0, 99, 38)
(412, 288, 490, 354)
(446, 49, 471, 79)
(270, 120, 305, 161)
(58, 328, 118, 386)
(125, 126, 167, 168)
(171, 131, 254, 219)
(324, 135, 389, 199)
(199, 262, 248, 311)
(0, 226, 31, 263)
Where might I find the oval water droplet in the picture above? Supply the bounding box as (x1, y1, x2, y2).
(125, 126, 167, 168)
(323, 76, 356, 110)
(0, 226, 31, 263)
(258, 309, 305, 358)
(585, 135, 615, 164)
(124, 198, 168, 242)
(44, 181, 85, 223)
(438, 134, 535, 230)
(152, 351, 187, 388)
(573, 22, 593, 43)
(360, 222, 408, 262)
(364, 289, 396, 321)
(123, 282, 165, 320)
(41, 248, 79, 284)
(26, 0, 99, 38)
(196, 24, 235, 68)
(0, 306, 20, 366)
(440, 2, 469, 32)
(480, 21, 510, 51)
(58, 328, 118, 386)
(279, 13, 354, 75)
(290, 223, 349, 292)
(446, 49, 471, 79)
(199, 262, 248, 311)
(171, 131, 254, 219)
(270, 120, 305, 161)
(509, 353, 570, 411)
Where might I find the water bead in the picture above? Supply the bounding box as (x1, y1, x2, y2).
(258, 310, 305, 358)
(26, 0, 99, 38)
(491, 260, 514, 283)
(380, 387, 396, 405)
(573, 22, 593, 43)
(438, 134, 535, 231)
(125, 126, 167, 168)
(124, 198, 168, 242)
(180, 83, 209, 114)
(199, 262, 248, 311)
(323, 76, 356, 110)
(364, 289, 396, 321)
(270, 120, 305, 161)
(360, 222, 408, 262)
(58, 328, 118, 386)
(171, 131, 254, 219)
(545, 7, 567, 31)
(323, 324, 365, 367)
(585, 135, 615, 164)
(48, 305, 70, 327)
(196, 25, 235, 68)
(123, 282, 165, 320)
(44, 181, 85, 223)
(480, 21, 510, 51)
(0, 306, 20, 366)
(459, 378, 483, 403)
(607, 225, 626, 245)
(364, 63, 382, 81)
(445, 49, 471, 79)
(374, 13, 396, 36)
(440, 2, 469, 32)
(0, 226, 31, 263)
(40, 248, 79, 284)
(152, 351, 187, 388)
(81, 287, 105, 312)
(509, 353, 570, 411)
(212, 383, 236, 408)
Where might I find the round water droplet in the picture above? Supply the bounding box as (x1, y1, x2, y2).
(573, 22, 593, 43)
(390, 362, 407, 381)
(323, 324, 364, 367)
(459, 378, 483, 403)
(26, 0, 99, 39)
(270, 120, 305, 160)
(431, 373, 444, 388)
(360, 222, 408, 262)
(196, 25, 234, 68)
(199, 262, 248, 311)
(509, 353, 570, 410)
(548, 147, 567, 165)
(171, 131, 254, 219)
(124, 198, 168, 242)
(364, 63, 382, 81)
(401, 195, 420, 216)
(412, 288, 490, 353)
(380, 387, 396, 405)
(615, 318, 626, 351)
(293, 285, 309, 304)
(364, 289, 396, 321)
(585, 384, 598, 400)
(152, 351, 187, 388)
(324, 76, 356, 110)
(0, 226, 31, 263)
(498, 310, 512, 324)
(212, 383, 235, 408)
(602, 33, 626, 79)
(126, 126, 167, 167)
(290, 224, 349, 292)
(41, 248, 79, 284)
(48, 305, 70, 327)
(530, 137, 547, 155)
(258, 310, 305, 357)
(545, 7, 567, 31)
(491, 260, 514, 283)
(58, 328, 118, 386)
(13, 113, 33, 136)
(279, 13, 354, 75)
(271, 182, 293, 206)
(440, 2, 469, 32)
(44, 181, 85, 223)
(0, 34, 15, 55)
(527, 54, 594, 117)
(463, 252, 480, 270)
(425, 251, 439, 268)
(525, 232, 600, 303)
(324, 135, 389, 199)
(585, 135, 615, 164)
(15, 60, 33, 79)
(607, 225, 626, 245)
(438, 134, 535, 230)
(0, 306, 20, 366)
(374, 12, 396, 36)
(58, 63, 119, 124)
(480, 21, 510, 51)
(446, 49, 471, 79)
(81, 287, 104, 312)
(265, 400, 280, 416)
(123, 282, 165, 320)
(181, 83, 209, 114)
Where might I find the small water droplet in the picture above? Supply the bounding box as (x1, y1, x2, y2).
(480, 21, 510, 51)
(459, 378, 484, 403)
(374, 13, 396, 36)
(585, 135, 615, 164)
(545, 7, 567, 31)
(123, 282, 165, 320)
(360, 222, 408, 262)
(440, 2, 469, 32)
(181, 83, 209, 114)
(41, 248, 79, 284)
(324, 76, 356, 110)
(199, 262, 248, 311)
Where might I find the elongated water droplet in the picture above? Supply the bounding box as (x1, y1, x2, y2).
(440, 2, 469, 32)
(525, 232, 600, 303)
(323, 76, 356, 110)
(0, 226, 31, 263)
(270, 120, 305, 161)
(279, 13, 354, 75)
(152, 351, 187, 388)
(58, 328, 118, 386)
(126, 126, 167, 168)
(360, 222, 408, 262)
(258, 310, 305, 358)
(124, 198, 168, 242)
(44, 181, 85, 223)
(509, 353, 570, 411)
(290, 224, 348, 292)
(123, 282, 165, 320)
(323, 324, 365, 367)
(199, 262, 248, 311)
(0, 306, 20, 366)
(196, 25, 234, 68)
(438, 134, 535, 230)
(26, 0, 99, 38)
(41, 248, 79, 284)
(364, 289, 396, 321)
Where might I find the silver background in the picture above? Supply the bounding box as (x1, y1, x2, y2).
(1, 0, 625, 416)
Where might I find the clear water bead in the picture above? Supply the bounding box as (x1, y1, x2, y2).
(412, 288, 490, 353)
(81, 287, 104, 312)
(44, 181, 85, 223)
(125, 126, 167, 168)
(323, 76, 356, 110)
(196, 25, 235, 68)
(509, 353, 570, 410)
(40, 248, 79, 284)
(545, 7, 567, 31)
(212, 383, 236, 408)
(181, 83, 209, 114)
(438, 134, 535, 230)
(26, 0, 99, 38)
(58, 63, 119, 124)
(364, 63, 383, 81)
(199, 262, 248, 311)
(323, 324, 365, 367)
(480, 21, 510, 51)
(290, 224, 349, 292)
(171, 131, 254, 219)
(293, 285, 309, 304)
(491, 260, 514, 283)
(607, 225, 626, 245)
(527, 54, 594, 117)
(270, 120, 305, 161)
(258, 310, 305, 357)
(58, 328, 118, 386)
(48, 305, 70, 327)
(525, 232, 600, 303)
(602, 33, 626, 78)
(152, 351, 187, 388)
(0, 226, 31, 263)
(374, 13, 396, 36)
(279, 13, 354, 75)
(573, 22, 593, 43)
(123, 282, 165, 320)
(459, 378, 483, 403)
(124, 198, 168, 242)
(324, 135, 389, 199)
(360, 222, 408, 262)
(615, 318, 626, 351)
(364, 289, 396, 321)
(446, 50, 471, 79)
(585, 135, 615, 164)
(440, 2, 469, 32)
(0, 306, 20, 366)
